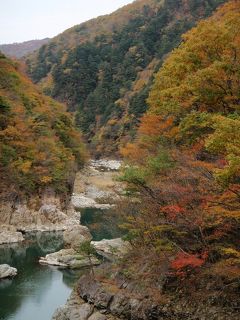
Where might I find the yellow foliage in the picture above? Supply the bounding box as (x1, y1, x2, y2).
(40, 176, 53, 184)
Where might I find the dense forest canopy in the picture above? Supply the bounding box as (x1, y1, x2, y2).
(0, 0, 239, 316)
(119, 0, 240, 299)
(26, 0, 226, 155)
(0, 53, 86, 196)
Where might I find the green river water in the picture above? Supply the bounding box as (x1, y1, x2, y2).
(0, 232, 85, 320)
(0, 207, 122, 320)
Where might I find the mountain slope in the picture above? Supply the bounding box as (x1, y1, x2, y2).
(0, 39, 50, 58)
(120, 0, 240, 303)
(26, 0, 226, 155)
(0, 53, 86, 196)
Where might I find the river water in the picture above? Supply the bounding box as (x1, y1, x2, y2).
(0, 232, 85, 320)
(0, 159, 123, 320)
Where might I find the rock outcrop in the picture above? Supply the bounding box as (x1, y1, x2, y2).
(63, 225, 92, 248)
(0, 188, 80, 234)
(91, 238, 129, 260)
(0, 226, 24, 245)
(52, 291, 113, 320)
(0, 264, 17, 279)
(52, 274, 238, 320)
(71, 159, 122, 211)
(39, 249, 100, 269)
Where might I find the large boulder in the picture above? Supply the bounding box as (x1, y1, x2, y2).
(78, 275, 113, 309)
(88, 312, 107, 320)
(0, 264, 17, 279)
(91, 238, 129, 260)
(71, 194, 112, 210)
(52, 303, 93, 320)
(39, 249, 100, 269)
(0, 230, 24, 245)
(64, 225, 92, 248)
(39, 204, 68, 223)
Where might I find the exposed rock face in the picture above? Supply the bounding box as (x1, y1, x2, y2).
(91, 239, 129, 260)
(88, 312, 107, 320)
(0, 189, 80, 233)
(39, 249, 100, 269)
(75, 275, 238, 320)
(0, 159, 122, 236)
(52, 302, 93, 320)
(78, 276, 114, 310)
(39, 204, 68, 223)
(71, 159, 122, 211)
(89, 160, 121, 171)
(71, 194, 113, 210)
(52, 291, 112, 320)
(0, 227, 24, 245)
(0, 264, 17, 279)
(64, 225, 92, 248)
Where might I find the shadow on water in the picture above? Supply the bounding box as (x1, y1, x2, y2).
(80, 207, 124, 241)
(0, 232, 85, 320)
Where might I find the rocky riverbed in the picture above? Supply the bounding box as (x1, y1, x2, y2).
(0, 159, 127, 320)
(37, 159, 125, 269)
(0, 158, 122, 244)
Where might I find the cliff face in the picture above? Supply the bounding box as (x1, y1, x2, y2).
(52, 273, 239, 320)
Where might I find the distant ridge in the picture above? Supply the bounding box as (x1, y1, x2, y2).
(26, 0, 227, 155)
(0, 38, 50, 58)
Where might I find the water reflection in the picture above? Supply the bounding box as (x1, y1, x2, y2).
(80, 207, 123, 241)
(0, 232, 80, 320)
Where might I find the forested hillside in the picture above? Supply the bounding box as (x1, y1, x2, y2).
(0, 53, 86, 197)
(0, 38, 50, 58)
(119, 0, 240, 307)
(26, 0, 226, 155)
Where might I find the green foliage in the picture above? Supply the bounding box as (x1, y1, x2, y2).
(26, 0, 225, 152)
(179, 112, 214, 145)
(146, 149, 175, 175)
(78, 241, 97, 256)
(119, 166, 147, 190)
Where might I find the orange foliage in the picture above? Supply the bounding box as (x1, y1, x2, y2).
(171, 252, 207, 271)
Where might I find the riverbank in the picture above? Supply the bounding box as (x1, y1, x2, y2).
(0, 159, 122, 243)
(0, 159, 125, 320)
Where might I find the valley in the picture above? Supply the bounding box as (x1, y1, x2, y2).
(0, 1, 239, 319)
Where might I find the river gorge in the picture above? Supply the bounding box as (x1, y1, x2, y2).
(0, 159, 123, 320)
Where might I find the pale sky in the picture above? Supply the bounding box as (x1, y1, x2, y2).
(0, 0, 134, 44)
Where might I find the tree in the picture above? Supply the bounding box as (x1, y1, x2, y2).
(78, 241, 97, 278)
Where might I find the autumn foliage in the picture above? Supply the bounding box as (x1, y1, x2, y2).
(119, 0, 240, 287)
(0, 53, 86, 195)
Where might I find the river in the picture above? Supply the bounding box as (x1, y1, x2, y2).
(0, 232, 86, 320)
(0, 159, 122, 320)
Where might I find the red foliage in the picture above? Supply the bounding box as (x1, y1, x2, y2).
(162, 205, 184, 220)
(171, 252, 207, 271)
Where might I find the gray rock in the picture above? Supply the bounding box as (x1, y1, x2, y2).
(63, 225, 92, 248)
(88, 312, 107, 320)
(0, 264, 17, 279)
(39, 249, 100, 269)
(109, 293, 131, 317)
(0, 230, 24, 245)
(91, 238, 129, 259)
(52, 303, 93, 320)
(78, 275, 113, 309)
(89, 159, 121, 171)
(39, 204, 68, 223)
(71, 194, 113, 210)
